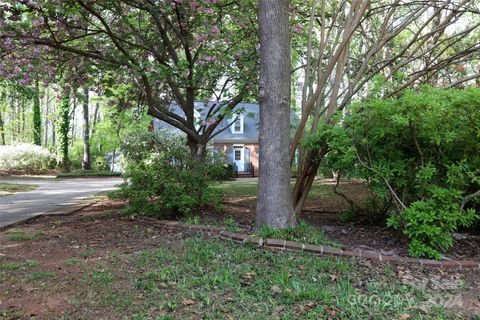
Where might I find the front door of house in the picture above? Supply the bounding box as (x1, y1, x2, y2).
(233, 146, 244, 171)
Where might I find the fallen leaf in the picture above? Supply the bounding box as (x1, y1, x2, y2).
(274, 306, 285, 312)
(182, 298, 196, 306)
(398, 314, 411, 320)
(325, 306, 337, 317)
(271, 285, 281, 294)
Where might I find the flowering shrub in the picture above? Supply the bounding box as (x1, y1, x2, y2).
(0, 143, 56, 172)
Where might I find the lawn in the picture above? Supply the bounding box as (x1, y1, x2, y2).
(0, 201, 478, 319)
(0, 183, 37, 196)
(211, 179, 361, 198)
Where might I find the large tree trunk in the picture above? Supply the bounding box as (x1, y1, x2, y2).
(187, 136, 207, 163)
(44, 86, 49, 146)
(256, 0, 296, 229)
(82, 87, 91, 170)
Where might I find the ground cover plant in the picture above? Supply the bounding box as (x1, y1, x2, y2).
(1, 201, 479, 319)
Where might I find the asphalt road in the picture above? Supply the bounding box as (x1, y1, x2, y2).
(0, 177, 122, 229)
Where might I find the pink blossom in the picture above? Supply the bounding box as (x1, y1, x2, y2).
(120, 65, 128, 70)
(31, 17, 44, 27)
(234, 51, 243, 59)
(211, 26, 220, 35)
(189, 1, 198, 9)
(294, 23, 303, 34)
(206, 8, 214, 14)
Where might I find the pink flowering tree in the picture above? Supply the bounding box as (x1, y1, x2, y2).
(0, 0, 258, 162)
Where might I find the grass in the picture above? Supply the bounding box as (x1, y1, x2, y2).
(7, 230, 43, 242)
(26, 270, 56, 281)
(211, 179, 344, 198)
(57, 170, 121, 178)
(1, 234, 468, 319)
(258, 220, 341, 247)
(0, 183, 37, 196)
(54, 239, 459, 318)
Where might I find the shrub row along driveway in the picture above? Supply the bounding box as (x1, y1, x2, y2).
(0, 177, 122, 229)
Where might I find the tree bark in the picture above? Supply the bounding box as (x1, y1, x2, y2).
(82, 87, 91, 170)
(256, 0, 296, 229)
(0, 110, 5, 145)
(33, 80, 42, 146)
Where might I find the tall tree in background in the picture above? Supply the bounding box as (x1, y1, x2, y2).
(256, 0, 296, 228)
(58, 92, 71, 171)
(82, 87, 91, 170)
(32, 80, 42, 145)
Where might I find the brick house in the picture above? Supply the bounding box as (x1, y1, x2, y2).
(210, 102, 260, 176)
(153, 102, 297, 177)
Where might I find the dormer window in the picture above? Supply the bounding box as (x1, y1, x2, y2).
(231, 112, 244, 134)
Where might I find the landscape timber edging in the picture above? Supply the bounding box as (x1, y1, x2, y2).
(138, 218, 480, 270)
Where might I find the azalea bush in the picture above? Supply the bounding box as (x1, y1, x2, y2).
(316, 87, 480, 259)
(116, 131, 226, 217)
(0, 143, 56, 172)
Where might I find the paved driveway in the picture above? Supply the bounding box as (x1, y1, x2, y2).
(0, 177, 122, 229)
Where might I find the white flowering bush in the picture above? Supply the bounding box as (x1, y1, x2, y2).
(0, 143, 57, 172)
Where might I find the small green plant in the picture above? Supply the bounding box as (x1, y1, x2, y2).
(25, 259, 39, 267)
(64, 258, 82, 266)
(0, 262, 23, 271)
(79, 248, 96, 258)
(258, 221, 337, 247)
(27, 270, 55, 281)
(184, 215, 201, 225)
(8, 230, 42, 242)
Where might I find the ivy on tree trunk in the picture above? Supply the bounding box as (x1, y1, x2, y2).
(58, 93, 70, 172)
(32, 80, 41, 146)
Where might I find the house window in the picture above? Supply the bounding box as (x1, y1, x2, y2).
(234, 149, 242, 161)
(232, 113, 244, 134)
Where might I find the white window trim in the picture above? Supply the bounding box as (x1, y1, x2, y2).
(231, 113, 244, 134)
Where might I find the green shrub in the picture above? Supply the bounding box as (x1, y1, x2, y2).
(118, 131, 224, 217)
(93, 156, 109, 171)
(317, 87, 480, 258)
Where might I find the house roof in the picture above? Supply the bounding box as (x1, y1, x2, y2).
(153, 101, 298, 144)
